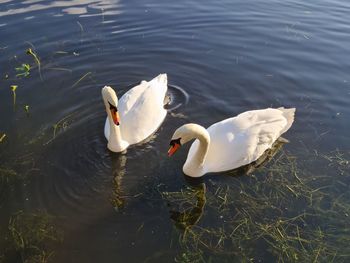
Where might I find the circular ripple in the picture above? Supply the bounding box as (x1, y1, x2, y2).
(31, 103, 167, 216)
(165, 84, 190, 111)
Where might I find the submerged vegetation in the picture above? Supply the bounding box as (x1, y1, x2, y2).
(10, 85, 17, 107)
(162, 150, 350, 262)
(49, 112, 77, 144)
(1, 44, 96, 145)
(15, 64, 31, 78)
(0, 167, 22, 185)
(1, 211, 62, 263)
(26, 48, 42, 81)
(24, 105, 30, 115)
(0, 134, 6, 143)
(71, 71, 92, 88)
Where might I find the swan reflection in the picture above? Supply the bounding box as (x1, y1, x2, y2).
(110, 153, 127, 210)
(164, 183, 206, 230)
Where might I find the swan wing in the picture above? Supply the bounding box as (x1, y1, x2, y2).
(119, 74, 168, 144)
(118, 80, 149, 116)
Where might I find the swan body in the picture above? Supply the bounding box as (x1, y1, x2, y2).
(102, 74, 168, 152)
(168, 108, 296, 177)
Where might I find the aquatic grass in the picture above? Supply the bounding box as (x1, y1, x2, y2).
(52, 119, 68, 138)
(0, 167, 21, 185)
(0, 134, 6, 143)
(320, 149, 349, 175)
(15, 64, 31, 78)
(2, 211, 62, 263)
(162, 150, 350, 262)
(163, 184, 206, 230)
(174, 250, 206, 263)
(14, 110, 79, 146)
(10, 85, 17, 108)
(71, 72, 92, 88)
(0, 153, 39, 188)
(53, 51, 69, 55)
(26, 48, 42, 81)
(24, 105, 29, 115)
(47, 112, 77, 144)
(45, 67, 72, 73)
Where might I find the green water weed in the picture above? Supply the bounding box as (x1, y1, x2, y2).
(164, 150, 350, 262)
(15, 64, 31, 78)
(26, 48, 42, 80)
(10, 85, 17, 107)
(2, 211, 62, 263)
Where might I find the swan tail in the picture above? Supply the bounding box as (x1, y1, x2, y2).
(277, 136, 290, 143)
(278, 107, 296, 134)
(155, 73, 168, 103)
(157, 73, 167, 84)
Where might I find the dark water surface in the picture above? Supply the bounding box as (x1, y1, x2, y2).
(0, 0, 349, 262)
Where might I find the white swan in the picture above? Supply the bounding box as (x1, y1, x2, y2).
(102, 74, 168, 152)
(168, 107, 295, 177)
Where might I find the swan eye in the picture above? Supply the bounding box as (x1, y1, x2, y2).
(108, 101, 117, 111)
(170, 138, 181, 146)
(108, 101, 120, 125)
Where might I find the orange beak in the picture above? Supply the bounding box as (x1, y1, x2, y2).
(111, 109, 120, 125)
(168, 143, 180, 157)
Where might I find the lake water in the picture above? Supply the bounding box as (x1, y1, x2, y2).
(0, 0, 349, 262)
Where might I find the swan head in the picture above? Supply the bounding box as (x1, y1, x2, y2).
(102, 86, 120, 126)
(168, 123, 205, 157)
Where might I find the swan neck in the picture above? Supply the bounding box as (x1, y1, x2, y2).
(108, 117, 123, 148)
(104, 100, 125, 151)
(193, 127, 210, 166)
